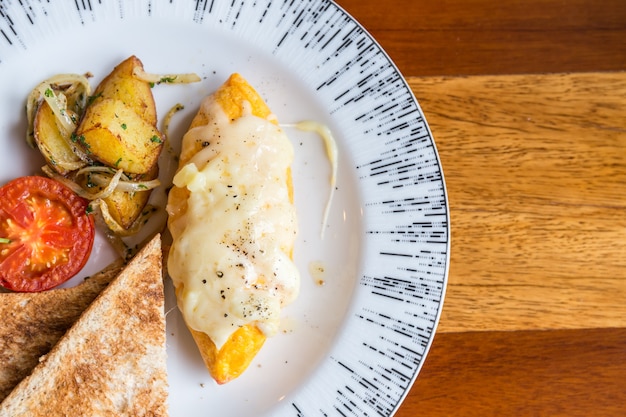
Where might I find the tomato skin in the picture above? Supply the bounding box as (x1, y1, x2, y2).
(0, 176, 95, 292)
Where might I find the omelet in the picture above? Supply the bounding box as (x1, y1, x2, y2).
(166, 73, 299, 384)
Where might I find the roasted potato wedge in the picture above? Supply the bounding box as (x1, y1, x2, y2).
(33, 100, 86, 175)
(75, 55, 164, 175)
(89, 55, 157, 125)
(75, 98, 163, 174)
(102, 183, 154, 232)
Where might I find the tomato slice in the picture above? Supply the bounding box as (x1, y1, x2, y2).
(0, 176, 95, 292)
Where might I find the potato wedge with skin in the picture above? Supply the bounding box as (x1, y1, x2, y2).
(101, 177, 155, 231)
(89, 55, 157, 125)
(33, 100, 86, 175)
(75, 98, 163, 174)
(102, 188, 152, 232)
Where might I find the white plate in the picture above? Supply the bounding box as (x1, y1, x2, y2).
(0, 1, 449, 416)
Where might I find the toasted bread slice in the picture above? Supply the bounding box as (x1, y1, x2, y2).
(0, 259, 125, 402)
(0, 234, 168, 416)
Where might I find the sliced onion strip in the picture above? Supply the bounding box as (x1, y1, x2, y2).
(26, 74, 92, 140)
(41, 166, 92, 198)
(42, 166, 125, 201)
(132, 66, 201, 84)
(88, 199, 134, 259)
(88, 173, 161, 193)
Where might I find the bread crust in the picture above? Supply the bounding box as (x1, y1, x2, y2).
(0, 259, 124, 402)
(0, 235, 168, 416)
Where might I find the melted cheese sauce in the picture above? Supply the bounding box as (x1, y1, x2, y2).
(293, 120, 338, 239)
(166, 98, 299, 349)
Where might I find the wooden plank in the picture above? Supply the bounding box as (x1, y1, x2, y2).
(407, 73, 626, 332)
(336, 0, 626, 76)
(397, 328, 626, 417)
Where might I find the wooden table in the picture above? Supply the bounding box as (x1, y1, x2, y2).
(336, 1, 626, 415)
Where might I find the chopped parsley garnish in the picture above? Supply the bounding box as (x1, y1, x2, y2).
(87, 92, 102, 105)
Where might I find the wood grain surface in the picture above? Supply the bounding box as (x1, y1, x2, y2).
(407, 328, 626, 416)
(411, 72, 626, 333)
(338, 0, 626, 76)
(334, 0, 626, 416)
